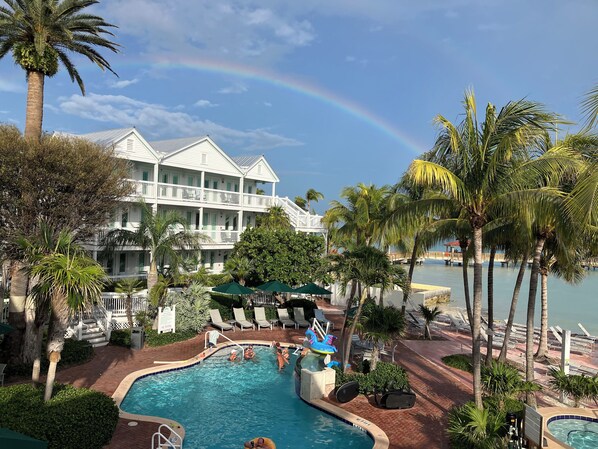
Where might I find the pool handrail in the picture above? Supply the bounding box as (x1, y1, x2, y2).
(204, 330, 245, 357)
(152, 423, 182, 449)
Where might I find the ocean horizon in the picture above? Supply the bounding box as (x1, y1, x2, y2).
(412, 259, 598, 336)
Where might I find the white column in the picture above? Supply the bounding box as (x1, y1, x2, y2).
(153, 162, 159, 212)
(561, 330, 571, 375)
(200, 171, 205, 201)
(199, 207, 204, 232)
(272, 182, 276, 197)
(239, 176, 245, 207)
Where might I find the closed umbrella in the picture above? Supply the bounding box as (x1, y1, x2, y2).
(0, 428, 48, 449)
(294, 283, 332, 295)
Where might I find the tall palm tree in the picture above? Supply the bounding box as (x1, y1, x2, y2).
(305, 188, 324, 211)
(102, 202, 207, 293)
(224, 255, 252, 286)
(294, 196, 307, 210)
(407, 89, 561, 408)
(357, 303, 404, 370)
(256, 205, 291, 229)
(0, 0, 119, 140)
(419, 304, 441, 340)
(26, 230, 106, 401)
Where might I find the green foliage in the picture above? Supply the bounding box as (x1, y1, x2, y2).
(442, 354, 473, 373)
(164, 283, 211, 332)
(481, 360, 539, 402)
(448, 402, 507, 449)
(334, 361, 409, 395)
(0, 383, 119, 449)
(7, 338, 93, 377)
(231, 226, 325, 285)
(255, 206, 292, 229)
(109, 329, 131, 347)
(13, 42, 59, 75)
(284, 298, 318, 320)
(548, 368, 598, 407)
(144, 328, 197, 347)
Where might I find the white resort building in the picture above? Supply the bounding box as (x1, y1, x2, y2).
(79, 128, 325, 278)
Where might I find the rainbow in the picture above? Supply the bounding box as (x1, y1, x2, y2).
(117, 55, 428, 155)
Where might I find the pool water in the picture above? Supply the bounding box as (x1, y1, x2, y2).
(121, 346, 373, 449)
(547, 418, 598, 449)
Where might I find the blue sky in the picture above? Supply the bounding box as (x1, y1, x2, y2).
(1, 0, 597, 213)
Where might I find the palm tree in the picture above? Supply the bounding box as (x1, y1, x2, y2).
(294, 196, 307, 210)
(0, 0, 119, 140)
(407, 89, 561, 408)
(305, 188, 324, 211)
(224, 256, 252, 286)
(256, 205, 291, 229)
(102, 202, 207, 294)
(448, 402, 506, 449)
(357, 303, 404, 370)
(419, 304, 441, 340)
(26, 231, 106, 401)
(115, 278, 142, 328)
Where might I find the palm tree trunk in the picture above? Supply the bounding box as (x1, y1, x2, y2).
(7, 261, 28, 364)
(21, 299, 37, 364)
(402, 237, 419, 315)
(525, 236, 546, 407)
(499, 253, 528, 362)
(459, 240, 473, 334)
(370, 344, 380, 371)
(44, 295, 69, 401)
(425, 323, 431, 340)
(471, 226, 484, 409)
(147, 259, 158, 293)
(31, 324, 45, 383)
(126, 294, 133, 328)
(338, 280, 358, 365)
(535, 267, 549, 360)
(342, 289, 367, 372)
(485, 246, 497, 365)
(25, 71, 45, 141)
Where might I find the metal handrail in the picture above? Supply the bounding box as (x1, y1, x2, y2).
(152, 423, 182, 449)
(204, 330, 245, 357)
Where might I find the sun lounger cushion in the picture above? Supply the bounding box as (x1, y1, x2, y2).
(233, 308, 255, 330)
(293, 307, 310, 327)
(209, 309, 233, 331)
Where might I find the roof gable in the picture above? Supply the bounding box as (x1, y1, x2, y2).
(79, 128, 160, 162)
(243, 155, 279, 183)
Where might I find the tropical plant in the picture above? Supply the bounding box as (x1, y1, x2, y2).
(418, 304, 441, 340)
(481, 361, 539, 410)
(0, 0, 119, 140)
(548, 368, 597, 407)
(164, 282, 211, 332)
(448, 402, 507, 449)
(255, 205, 292, 229)
(25, 231, 106, 401)
(357, 303, 404, 370)
(115, 278, 143, 328)
(224, 255, 253, 285)
(294, 196, 307, 210)
(305, 188, 324, 211)
(407, 89, 563, 408)
(102, 202, 207, 293)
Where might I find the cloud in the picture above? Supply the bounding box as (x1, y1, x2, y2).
(195, 99, 219, 108)
(57, 92, 303, 151)
(345, 55, 368, 66)
(0, 79, 25, 93)
(477, 23, 506, 32)
(263, 102, 272, 107)
(110, 78, 139, 89)
(218, 83, 248, 94)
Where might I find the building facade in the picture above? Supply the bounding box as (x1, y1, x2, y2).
(79, 128, 325, 277)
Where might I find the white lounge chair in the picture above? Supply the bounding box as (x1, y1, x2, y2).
(277, 309, 297, 329)
(449, 314, 470, 333)
(209, 309, 234, 332)
(314, 309, 334, 330)
(0, 363, 5, 386)
(254, 307, 272, 330)
(233, 308, 255, 331)
(293, 307, 310, 328)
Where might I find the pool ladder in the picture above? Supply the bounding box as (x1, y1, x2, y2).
(152, 423, 182, 449)
(204, 330, 245, 357)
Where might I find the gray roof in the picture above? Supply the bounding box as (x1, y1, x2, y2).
(232, 155, 262, 168)
(150, 136, 207, 155)
(78, 127, 135, 146)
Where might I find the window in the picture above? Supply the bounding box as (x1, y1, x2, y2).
(226, 182, 232, 192)
(204, 178, 210, 188)
(233, 216, 238, 230)
(247, 186, 253, 194)
(142, 171, 149, 195)
(162, 174, 168, 184)
(187, 176, 194, 186)
(126, 139, 134, 153)
(246, 215, 251, 227)
(121, 209, 128, 228)
(234, 183, 239, 192)
(119, 253, 126, 273)
(213, 180, 218, 190)
(172, 175, 179, 185)
(186, 211, 193, 226)
(225, 215, 230, 230)
(201, 153, 207, 165)
(138, 253, 145, 272)
(209, 251, 215, 268)
(195, 212, 200, 230)
(106, 257, 114, 275)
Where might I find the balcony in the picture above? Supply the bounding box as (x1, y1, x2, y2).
(197, 229, 240, 245)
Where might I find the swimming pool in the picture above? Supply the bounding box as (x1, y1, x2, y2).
(547, 416, 598, 449)
(120, 346, 374, 449)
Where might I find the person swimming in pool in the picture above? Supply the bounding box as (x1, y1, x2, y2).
(244, 437, 266, 448)
(244, 345, 255, 360)
(229, 349, 239, 362)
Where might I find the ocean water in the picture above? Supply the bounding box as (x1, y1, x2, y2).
(412, 260, 598, 336)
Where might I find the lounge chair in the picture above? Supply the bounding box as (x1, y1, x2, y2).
(277, 309, 297, 329)
(209, 309, 234, 332)
(448, 314, 470, 333)
(407, 312, 424, 329)
(233, 308, 255, 331)
(293, 307, 310, 328)
(314, 309, 334, 330)
(374, 389, 416, 410)
(254, 307, 273, 330)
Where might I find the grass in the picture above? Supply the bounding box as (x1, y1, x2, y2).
(442, 353, 473, 373)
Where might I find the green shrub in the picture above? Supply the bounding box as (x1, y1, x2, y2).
(448, 401, 508, 449)
(165, 283, 211, 332)
(334, 361, 409, 395)
(0, 383, 119, 449)
(109, 329, 131, 347)
(442, 354, 473, 373)
(7, 338, 93, 377)
(144, 328, 197, 347)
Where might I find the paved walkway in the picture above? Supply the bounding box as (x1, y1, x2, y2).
(36, 313, 473, 449)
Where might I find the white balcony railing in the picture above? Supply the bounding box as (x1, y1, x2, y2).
(197, 229, 240, 244)
(243, 193, 275, 209)
(203, 188, 240, 206)
(131, 180, 155, 198)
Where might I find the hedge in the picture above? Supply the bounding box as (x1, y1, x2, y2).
(442, 353, 473, 373)
(334, 361, 410, 395)
(0, 383, 119, 449)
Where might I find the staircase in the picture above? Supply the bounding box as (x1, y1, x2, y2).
(276, 197, 326, 232)
(79, 319, 110, 347)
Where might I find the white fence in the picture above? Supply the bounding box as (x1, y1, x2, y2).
(100, 293, 148, 315)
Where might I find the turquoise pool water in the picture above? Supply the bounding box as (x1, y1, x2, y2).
(120, 346, 373, 449)
(547, 418, 598, 449)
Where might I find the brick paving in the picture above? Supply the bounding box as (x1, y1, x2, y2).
(33, 310, 473, 449)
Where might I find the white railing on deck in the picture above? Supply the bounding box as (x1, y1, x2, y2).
(101, 293, 148, 315)
(203, 188, 240, 206)
(130, 180, 155, 198)
(243, 193, 275, 209)
(195, 229, 239, 244)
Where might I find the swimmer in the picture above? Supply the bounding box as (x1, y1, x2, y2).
(244, 345, 255, 360)
(229, 349, 238, 362)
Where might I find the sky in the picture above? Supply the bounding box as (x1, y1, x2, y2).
(1, 0, 597, 214)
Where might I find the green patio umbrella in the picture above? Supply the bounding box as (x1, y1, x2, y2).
(0, 322, 14, 335)
(255, 280, 295, 293)
(0, 428, 48, 449)
(294, 283, 333, 295)
(212, 281, 254, 295)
